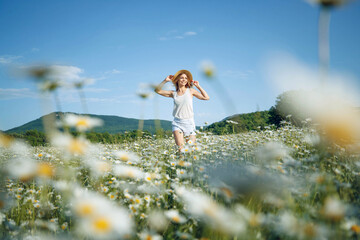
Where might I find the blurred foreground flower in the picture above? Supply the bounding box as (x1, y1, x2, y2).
(306, 0, 352, 7)
(148, 210, 168, 232)
(0, 132, 14, 148)
(278, 90, 360, 149)
(255, 142, 291, 164)
(22, 64, 93, 93)
(139, 232, 163, 240)
(7, 158, 55, 181)
(321, 196, 347, 222)
(113, 150, 140, 164)
(113, 165, 144, 180)
(175, 186, 246, 235)
(73, 189, 133, 239)
(63, 113, 103, 132)
(51, 133, 90, 156)
(165, 209, 187, 224)
(277, 212, 328, 239)
(201, 61, 216, 78)
(205, 163, 291, 198)
(137, 83, 155, 99)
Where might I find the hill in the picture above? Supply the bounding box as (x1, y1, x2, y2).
(205, 110, 271, 134)
(5, 112, 173, 134)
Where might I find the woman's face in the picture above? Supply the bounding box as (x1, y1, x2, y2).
(178, 74, 189, 87)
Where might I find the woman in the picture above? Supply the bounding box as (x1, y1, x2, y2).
(155, 70, 210, 151)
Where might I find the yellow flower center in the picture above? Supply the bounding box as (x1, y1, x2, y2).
(37, 163, 54, 178)
(316, 176, 325, 184)
(303, 223, 316, 238)
(220, 187, 233, 198)
(19, 174, 34, 182)
(204, 204, 217, 218)
(93, 217, 111, 233)
(172, 216, 180, 223)
(351, 224, 360, 234)
(0, 133, 13, 148)
(204, 67, 214, 78)
(99, 162, 111, 172)
(277, 166, 285, 174)
(76, 119, 89, 127)
(68, 139, 86, 155)
(249, 214, 260, 227)
(120, 155, 130, 161)
(77, 203, 94, 216)
(126, 170, 135, 178)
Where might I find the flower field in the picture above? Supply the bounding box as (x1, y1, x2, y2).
(1, 119, 359, 240)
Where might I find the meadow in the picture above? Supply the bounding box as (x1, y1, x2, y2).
(1, 116, 359, 239)
(1, 2, 359, 238)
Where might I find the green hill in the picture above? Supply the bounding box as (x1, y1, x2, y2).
(205, 110, 271, 134)
(5, 112, 173, 134)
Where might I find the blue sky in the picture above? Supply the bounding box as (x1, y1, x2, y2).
(0, 0, 360, 131)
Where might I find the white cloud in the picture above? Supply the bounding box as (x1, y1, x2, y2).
(50, 65, 84, 81)
(83, 87, 111, 93)
(0, 88, 38, 100)
(221, 70, 253, 80)
(85, 96, 137, 104)
(159, 30, 198, 41)
(196, 112, 213, 117)
(21, 64, 95, 86)
(92, 69, 124, 82)
(0, 55, 22, 64)
(105, 69, 122, 75)
(184, 31, 197, 36)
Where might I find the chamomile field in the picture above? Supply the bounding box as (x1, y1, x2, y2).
(1, 1, 360, 239)
(1, 118, 359, 240)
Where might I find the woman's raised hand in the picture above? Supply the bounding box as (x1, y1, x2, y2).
(193, 80, 200, 88)
(165, 75, 174, 82)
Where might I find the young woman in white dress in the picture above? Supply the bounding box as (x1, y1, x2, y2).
(155, 70, 210, 151)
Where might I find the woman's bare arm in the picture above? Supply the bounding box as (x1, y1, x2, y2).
(191, 81, 210, 100)
(154, 75, 174, 98)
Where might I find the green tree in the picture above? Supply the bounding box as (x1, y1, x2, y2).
(270, 90, 311, 127)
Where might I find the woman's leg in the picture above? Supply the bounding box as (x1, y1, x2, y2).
(173, 130, 184, 151)
(189, 134, 196, 144)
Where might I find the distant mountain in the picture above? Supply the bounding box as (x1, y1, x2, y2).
(5, 112, 173, 134)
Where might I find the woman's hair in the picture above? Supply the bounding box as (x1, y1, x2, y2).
(173, 73, 192, 91)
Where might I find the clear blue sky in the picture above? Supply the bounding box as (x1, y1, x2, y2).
(1, 0, 359, 131)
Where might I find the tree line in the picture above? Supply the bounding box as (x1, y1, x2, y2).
(7, 129, 173, 147)
(205, 90, 324, 135)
